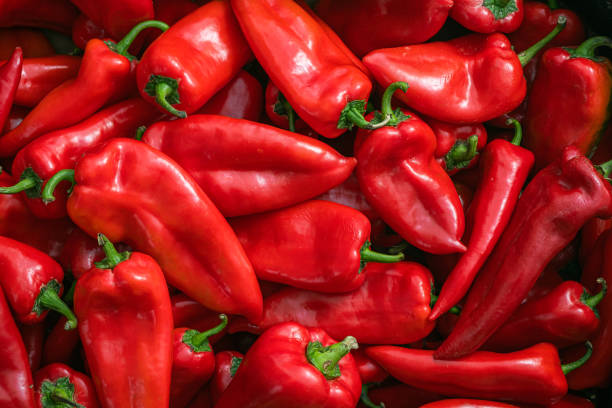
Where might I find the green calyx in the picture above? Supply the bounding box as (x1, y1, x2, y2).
(144, 75, 186, 119)
(230, 356, 242, 377)
(94, 233, 130, 269)
(34, 280, 78, 330)
(359, 241, 405, 272)
(41, 169, 76, 204)
(445, 135, 479, 171)
(483, 0, 519, 20)
(182, 314, 228, 353)
(40, 377, 85, 408)
(306, 336, 358, 380)
(0, 167, 43, 198)
(596, 159, 612, 183)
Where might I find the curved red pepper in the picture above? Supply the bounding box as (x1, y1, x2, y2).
(451, 0, 524, 33)
(42, 316, 80, 366)
(141, 115, 356, 217)
(436, 146, 612, 360)
(421, 400, 519, 408)
(211, 350, 243, 404)
(216, 322, 361, 408)
(531, 395, 595, 408)
(230, 262, 435, 345)
(19, 323, 44, 372)
(70, 0, 154, 40)
(196, 70, 263, 121)
(188, 388, 212, 408)
(34, 363, 99, 408)
(231, 0, 371, 138)
(0, 0, 78, 33)
(3, 105, 28, 133)
(0, 47, 22, 131)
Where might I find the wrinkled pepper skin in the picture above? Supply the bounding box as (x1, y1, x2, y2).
(0, 47, 22, 131)
(211, 350, 243, 404)
(70, 0, 154, 40)
(142, 115, 356, 217)
(436, 146, 612, 360)
(356, 109, 466, 254)
(421, 401, 519, 408)
(196, 70, 263, 121)
(0, 28, 54, 59)
(315, 0, 453, 58)
(216, 322, 361, 408)
(34, 363, 99, 408)
(0, 0, 78, 33)
(363, 34, 526, 124)
(60, 139, 263, 321)
(231, 0, 372, 138)
(230, 262, 435, 345)
(74, 242, 173, 408)
(137, 0, 251, 117)
(451, 0, 524, 33)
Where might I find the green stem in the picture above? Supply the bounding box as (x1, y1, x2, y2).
(446, 135, 479, 169)
(94, 234, 130, 269)
(583, 278, 607, 310)
(41, 169, 75, 203)
(37, 283, 78, 330)
(596, 159, 612, 180)
(518, 15, 567, 66)
(277, 92, 296, 133)
(189, 314, 228, 348)
(430, 293, 461, 315)
(63, 279, 77, 306)
(360, 384, 385, 408)
(572, 36, 612, 59)
(156, 82, 187, 118)
(113, 20, 169, 56)
(380, 81, 409, 117)
(0, 177, 37, 194)
(135, 126, 147, 141)
(506, 118, 523, 146)
(360, 242, 405, 263)
(548, 0, 558, 9)
(306, 336, 358, 380)
(562, 342, 593, 375)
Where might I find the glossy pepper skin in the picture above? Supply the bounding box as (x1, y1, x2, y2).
(421, 401, 519, 408)
(216, 322, 361, 408)
(71, 14, 107, 49)
(0, 0, 78, 33)
(0, 288, 36, 407)
(229, 200, 404, 293)
(430, 120, 534, 319)
(211, 350, 243, 404)
(19, 323, 44, 372)
(44, 138, 263, 321)
(2, 98, 163, 219)
(352, 348, 387, 385)
(0, 47, 22, 131)
(42, 317, 80, 366)
(451, 0, 524, 33)
(230, 262, 435, 345)
(59, 228, 124, 280)
(314, 0, 453, 58)
(231, 0, 372, 139)
(74, 235, 173, 408)
(141, 115, 356, 217)
(171, 294, 227, 338)
(436, 146, 612, 360)
(70, 0, 154, 40)
(524, 37, 612, 171)
(196, 70, 262, 121)
(34, 363, 99, 408)
(137, 0, 251, 118)
(0, 28, 54, 59)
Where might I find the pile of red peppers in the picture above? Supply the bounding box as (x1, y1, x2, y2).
(1, 0, 612, 407)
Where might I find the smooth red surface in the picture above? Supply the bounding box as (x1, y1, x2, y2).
(70, 0, 153, 40)
(210, 350, 243, 404)
(421, 400, 519, 408)
(0, 28, 53, 59)
(0, 0, 78, 33)
(0, 47, 22, 131)
(19, 323, 44, 372)
(196, 70, 263, 121)
(42, 316, 80, 365)
(451, 0, 524, 33)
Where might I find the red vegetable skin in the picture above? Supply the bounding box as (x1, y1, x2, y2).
(0, 0, 78, 33)
(210, 350, 243, 404)
(359, 384, 443, 408)
(19, 323, 44, 372)
(196, 70, 263, 121)
(34, 363, 99, 408)
(420, 400, 519, 408)
(71, 13, 107, 49)
(70, 0, 154, 40)
(451, 0, 524, 33)
(42, 316, 80, 365)
(0, 47, 22, 131)
(0, 28, 54, 59)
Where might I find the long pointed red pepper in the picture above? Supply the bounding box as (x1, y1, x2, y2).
(0, 47, 22, 131)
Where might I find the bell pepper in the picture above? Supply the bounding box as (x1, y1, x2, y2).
(451, 0, 524, 34)
(579, 217, 612, 266)
(0, 97, 163, 219)
(141, 115, 356, 217)
(196, 70, 263, 121)
(34, 363, 99, 408)
(230, 262, 435, 345)
(421, 401, 519, 408)
(229, 200, 404, 293)
(73, 234, 173, 407)
(430, 119, 534, 319)
(42, 316, 80, 366)
(0, 28, 54, 59)
(0, 47, 22, 132)
(71, 14, 108, 50)
(359, 384, 443, 408)
(210, 350, 243, 404)
(171, 315, 228, 408)
(367, 342, 592, 405)
(314, 0, 453, 58)
(137, 0, 251, 118)
(70, 0, 154, 41)
(524, 36, 612, 170)
(42, 138, 263, 321)
(435, 146, 612, 360)
(0, 0, 78, 33)
(19, 323, 44, 372)
(216, 322, 361, 408)
(0, 236, 77, 329)
(362, 17, 566, 124)
(231, 0, 372, 139)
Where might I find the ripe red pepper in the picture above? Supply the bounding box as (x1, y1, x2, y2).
(0, 236, 77, 329)
(421, 401, 519, 408)
(359, 384, 443, 408)
(0, 47, 22, 131)
(0, 28, 54, 59)
(171, 315, 228, 408)
(59, 228, 121, 280)
(430, 120, 534, 319)
(579, 217, 612, 266)
(231, 0, 372, 139)
(71, 14, 108, 50)
(188, 388, 212, 408)
(352, 348, 387, 385)
(216, 322, 361, 408)
(451, 0, 524, 33)
(229, 200, 404, 293)
(141, 115, 356, 217)
(264, 81, 311, 134)
(74, 234, 173, 407)
(70, 0, 154, 41)
(196, 70, 263, 121)
(524, 36, 612, 170)
(43, 138, 263, 321)
(0, 0, 78, 33)
(3, 105, 28, 133)
(42, 316, 80, 366)
(436, 146, 612, 360)
(34, 363, 99, 408)
(367, 343, 592, 405)
(230, 262, 435, 345)
(137, 0, 251, 118)
(362, 18, 566, 124)
(138, 0, 208, 49)
(211, 350, 243, 404)
(0, 98, 163, 219)
(171, 294, 227, 336)
(19, 323, 44, 372)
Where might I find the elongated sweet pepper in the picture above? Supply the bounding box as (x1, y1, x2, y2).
(0, 0, 78, 33)
(70, 0, 154, 40)
(34, 363, 99, 408)
(42, 138, 263, 320)
(196, 70, 262, 121)
(211, 350, 243, 404)
(451, 0, 524, 34)
(216, 322, 361, 408)
(0, 47, 22, 131)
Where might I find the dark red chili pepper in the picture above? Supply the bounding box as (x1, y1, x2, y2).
(421, 401, 519, 408)
(70, 0, 154, 41)
(0, 0, 78, 33)
(0, 47, 22, 131)
(19, 323, 44, 372)
(230, 262, 435, 345)
(71, 14, 108, 50)
(210, 350, 243, 404)
(435, 146, 612, 360)
(451, 0, 524, 33)
(367, 342, 592, 405)
(196, 70, 263, 121)
(42, 316, 80, 366)
(34, 363, 99, 408)
(231, 0, 372, 138)
(0, 28, 54, 59)
(216, 322, 361, 408)
(579, 217, 612, 266)
(430, 119, 534, 319)
(359, 384, 443, 408)
(141, 115, 356, 217)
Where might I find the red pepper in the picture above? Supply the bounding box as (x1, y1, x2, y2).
(362, 19, 566, 124)
(74, 234, 173, 407)
(0, 47, 22, 131)
(216, 322, 361, 408)
(430, 119, 534, 319)
(59, 228, 124, 280)
(171, 315, 228, 408)
(0, 288, 36, 407)
(210, 350, 243, 404)
(352, 348, 388, 385)
(138, 0, 208, 49)
(367, 343, 592, 405)
(70, 0, 154, 41)
(188, 388, 212, 408)
(230, 262, 435, 345)
(231, 0, 372, 139)
(34, 363, 99, 408)
(141, 115, 356, 217)
(19, 323, 44, 372)
(229, 200, 404, 292)
(171, 294, 227, 336)
(0, 97, 163, 219)
(264, 81, 311, 134)
(0, 28, 54, 59)
(0, 0, 78, 33)
(71, 14, 108, 50)
(137, 0, 251, 118)
(196, 70, 263, 121)
(421, 401, 519, 408)
(42, 316, 80, 366)
(524, 37, 612, 170)
(579, 217, 612, 266)
(435, 146, 612, 360)
(43, 138, 263, 321)
(525, 261, 565, 302)
(359, 384, 443, 408)
(451, 0, 524, 33)
(3, 105, 28, 133)
(0, 236, 77, 329)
